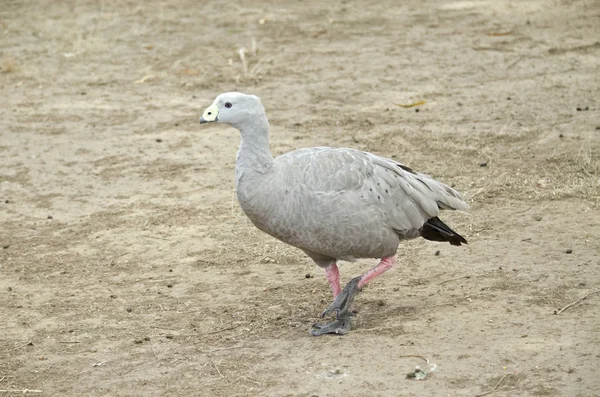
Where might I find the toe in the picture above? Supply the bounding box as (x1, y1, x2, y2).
(309, 315, 352, 336)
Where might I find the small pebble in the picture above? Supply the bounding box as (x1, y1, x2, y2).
(4, 200, 9, 203)
(565, 249, 573, 254)
(559, 134, 564, 138)
(434, 250, 440, 256)
(479, 161, 488, 167)
(415, 108, 420, 113)
(167, 283, 173, 288)
(305, 273, 312, 279)
(144, 337, 150, 341)
(126, 307, 133, 312)
(156, 138, 163, 143)
(165, 334, 174, 339)
(133, 339, 143, 344)
(534, 216, 542, 221)
(47, 215, 53, 219)
(7, 287, 12, 291)
(2, 245, 9, 249)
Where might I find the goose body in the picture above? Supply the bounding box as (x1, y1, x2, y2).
(236, 146, 467, 265)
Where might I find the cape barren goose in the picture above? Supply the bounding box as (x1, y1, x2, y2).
(199, 92, 469, 336)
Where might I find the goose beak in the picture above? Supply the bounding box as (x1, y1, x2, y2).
(200, 104, 219, 124)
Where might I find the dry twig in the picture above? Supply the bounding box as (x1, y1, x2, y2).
(238, 48, 248, 76)
(0, 390, 43, 394)
(2, 343, 30, 354)
(150, 339, 158, 359)
(203, 345, 244, 354)
(207, 325, 239, 334)
(397, 354, 430, 364)
(213, 361, 224, 377)
(429, 302, 458, 309)
(438, 275, 471, 285)
(554, 289, 600, 315)
(475, 373, 513, 397)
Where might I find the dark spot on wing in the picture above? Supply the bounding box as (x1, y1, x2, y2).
(378, 195, 381, 200)
(416, 179, 433, 191)
(397, 164, 417, 174)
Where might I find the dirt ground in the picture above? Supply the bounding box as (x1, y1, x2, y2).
(1, 0, 599, 396)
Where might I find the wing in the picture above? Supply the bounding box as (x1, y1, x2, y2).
(276, 147, 469, 233)
(363, 151, 469, 232)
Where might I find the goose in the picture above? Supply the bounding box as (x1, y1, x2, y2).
(199, 92, 469, 335)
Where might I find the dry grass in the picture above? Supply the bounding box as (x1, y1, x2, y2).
(0, 57, 18, 73)
(233, 38, 272, 83)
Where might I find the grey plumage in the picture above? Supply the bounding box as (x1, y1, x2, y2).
(238, 146, 468, 266)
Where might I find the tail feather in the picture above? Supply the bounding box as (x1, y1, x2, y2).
(420, 216, 467, 246)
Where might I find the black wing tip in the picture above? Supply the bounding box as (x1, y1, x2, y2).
(420, 216, 468, 246)
(448, 234, 468, 246)
(396, 163, 417, 174)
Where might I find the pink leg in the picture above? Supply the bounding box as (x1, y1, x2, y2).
(311, 257, 396, 336)
(358, 256, 396, 288)
(324, 262, 342, 298)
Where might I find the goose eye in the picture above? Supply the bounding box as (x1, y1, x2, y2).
(225, 102, 232, 108)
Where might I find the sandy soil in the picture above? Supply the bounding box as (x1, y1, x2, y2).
(1, 0, 599, 396)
